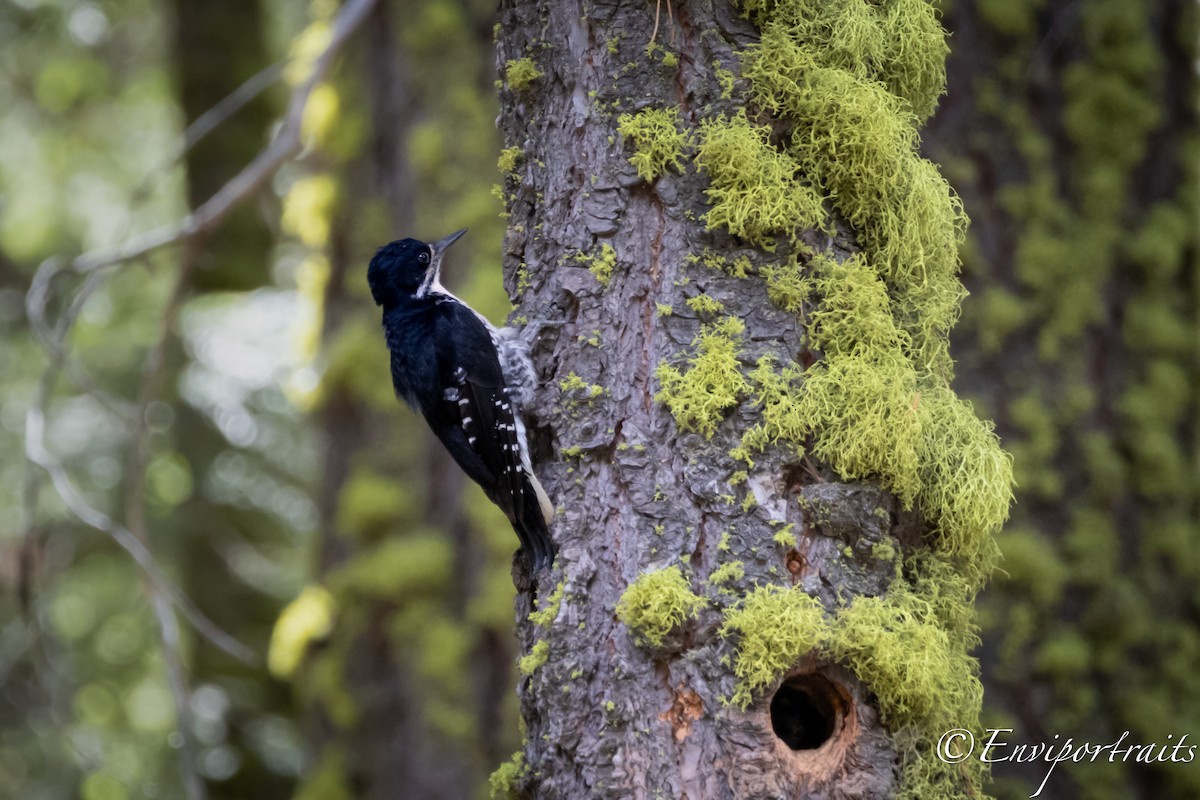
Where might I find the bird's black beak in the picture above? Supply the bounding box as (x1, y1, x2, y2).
(430, 228, 467, 257)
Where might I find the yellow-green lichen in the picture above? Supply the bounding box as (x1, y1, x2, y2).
(720, 585, 828, 708)
(518, 639, 549, 675)
(654, 316, 749, 438)
(695, 110, 827, 249)
(828, 582, 988, 798)
(269, 585, 336, 679)
(528, 580, 566, 627)
(617, 107, 692, 181)
(760, 253, 811, 312)
(505, 58, 543, 91)
(772, 524, 797, 548)
(574, 243, 618, 287)
(685, 293, 725, 315)
(497, 146, 523, 174)
(708, 560, 745, 587)
(615, 565, 706, 648)
(488, 751, 527, 800)
(559, 371, 605, 401)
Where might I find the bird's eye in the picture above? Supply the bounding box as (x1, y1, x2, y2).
(418, 251, 430, 265)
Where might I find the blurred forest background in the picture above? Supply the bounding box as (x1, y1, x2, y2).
(0, 1, 1194, 800)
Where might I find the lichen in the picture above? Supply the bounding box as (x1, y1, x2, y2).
(828, 580, 988, 798)
(694, 110, 827, 249)
(505, 57, 543, 91)
(654, 316, 750, 438)
(528, 580, 566, 627)
(720, 585, 828, 708)
(574, 243, 618, 287)
(685, 293, 725, 315)
(497, 146, 523, 175)
(269, 585, 336, 679)
(615, 565, 706, 648)
(518, 639, 549, 675)
(488, 751, 527, 800)
(617, 107, 692, 181)
(708, 560, 745, 586)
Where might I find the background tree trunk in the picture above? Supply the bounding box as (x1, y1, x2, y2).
(495, 1, 1011, 798)
(923, 2, 1199, 798)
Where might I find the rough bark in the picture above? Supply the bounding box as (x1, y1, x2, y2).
(493, 2, 1000, 798)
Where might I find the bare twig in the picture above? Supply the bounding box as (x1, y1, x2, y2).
(21, 0, 381, 668)
(24, 403, 256, 663)
(125, 249, 206, 800)
(70, 0, 379, 276)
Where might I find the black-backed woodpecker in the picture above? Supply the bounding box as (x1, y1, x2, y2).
(367, 230, 555, 571)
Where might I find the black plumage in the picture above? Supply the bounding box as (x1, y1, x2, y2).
(367, 230, 555, 571)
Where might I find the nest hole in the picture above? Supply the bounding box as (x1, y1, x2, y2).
(769, 673, 846, 751)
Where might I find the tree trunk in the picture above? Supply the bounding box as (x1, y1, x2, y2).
(496, 1, 1011, 799)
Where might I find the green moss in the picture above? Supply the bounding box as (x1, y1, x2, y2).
(617, 107, 692, 181)
(518, 639, 549, 675)
(720, 585, 828, 708)
(695, 110, 827, 249)
(269, 585, 336, 679)
(655, 302, 673, 316)
(654, 316, 749, 438)
(505, 58, 543, 91)
(488, 751, 527, 800)
(615, 565, 706, 648)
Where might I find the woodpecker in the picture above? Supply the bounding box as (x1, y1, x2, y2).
(367, 229, 556, 571)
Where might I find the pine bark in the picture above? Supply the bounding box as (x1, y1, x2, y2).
(497, 2, 917, 797)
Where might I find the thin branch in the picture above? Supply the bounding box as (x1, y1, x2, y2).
(24, 403, 256, 664)
(21, 0, 380, 662)
(70, 0, 379, 276)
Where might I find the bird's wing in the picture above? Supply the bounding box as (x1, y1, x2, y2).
(431, 304, 527, 522)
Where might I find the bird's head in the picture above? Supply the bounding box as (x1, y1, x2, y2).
(367, 229, 467, 306)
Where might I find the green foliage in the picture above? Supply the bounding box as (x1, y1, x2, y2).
(654, 317, 750, 438)
(615, 565, 706, 648)
(327, 536, 453, 600)
(720, 585, 828, 707)
(617, 107, 692, 181)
